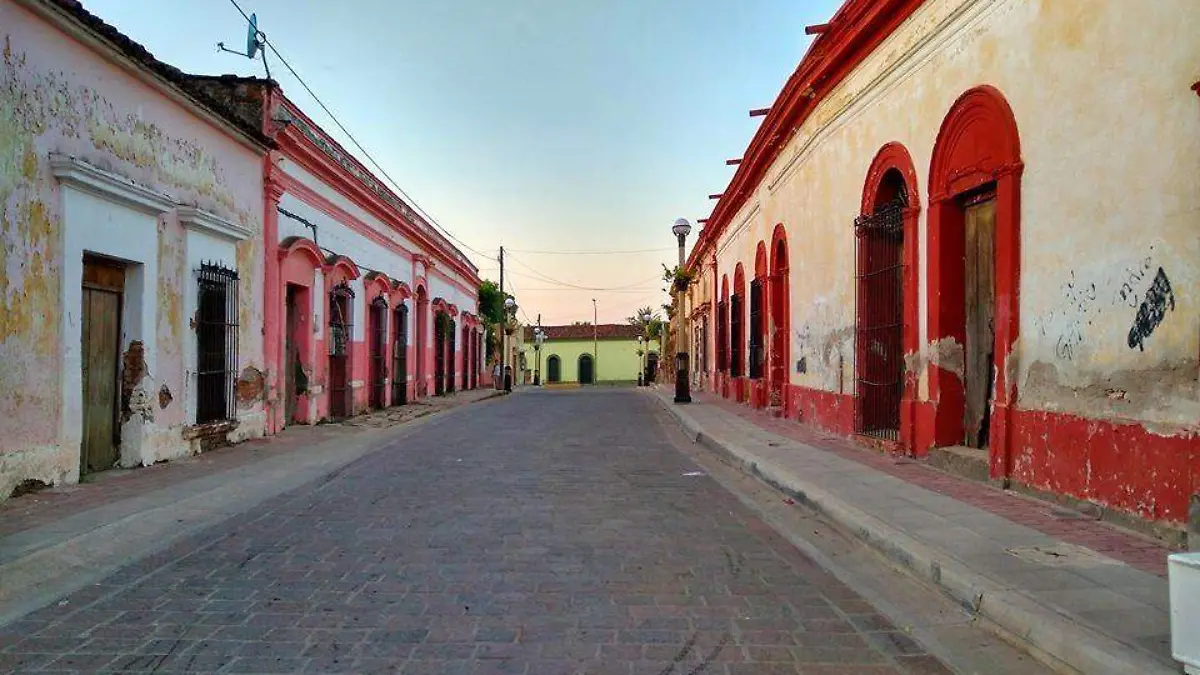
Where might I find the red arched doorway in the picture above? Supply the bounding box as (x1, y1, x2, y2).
(769, 225, 790, 411)
(718, 274, 729, 397)
(926, 86, 1022, 480)
(857, 142, 921, 450)
(414, 284, 428, 398)
(732, 263, 747, 402)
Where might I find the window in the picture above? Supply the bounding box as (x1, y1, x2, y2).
(196, 262, 239, 423)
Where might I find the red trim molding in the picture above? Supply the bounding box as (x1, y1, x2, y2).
(925, 85, 1022, 479)
(684, 0, 925, 275)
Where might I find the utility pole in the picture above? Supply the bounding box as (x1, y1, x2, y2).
(592, 299, 598, 384)
(498, 246, 504, 390)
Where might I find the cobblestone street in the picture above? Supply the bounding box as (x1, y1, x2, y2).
(2, 390, 977, 674)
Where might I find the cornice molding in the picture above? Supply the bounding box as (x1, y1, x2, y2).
(178, 206, 252, 242)
(50, 153, 174, 214)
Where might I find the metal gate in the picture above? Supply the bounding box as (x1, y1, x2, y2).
(749, 279, 764, 379)
(328, 283, 354, 419)
(434, 313, 446, 396)
(196, 262, 239, 424)
(369, 296, 387, 409)
(853, 196, 905, 440)
(392, 304, 408, 405)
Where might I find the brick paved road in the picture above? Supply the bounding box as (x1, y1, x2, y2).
(1, 389, 954, 674)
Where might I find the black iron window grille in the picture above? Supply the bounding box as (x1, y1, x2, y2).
(749, 279, 764, 379)
(730, 294, 744, 377)
(853, 193, 907, 441)
(329, 282, 354, 357)
(716, 300, 728, 371)
(196, 262, 239, 424)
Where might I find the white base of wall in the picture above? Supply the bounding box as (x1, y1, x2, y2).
(0, 445, 78, 498)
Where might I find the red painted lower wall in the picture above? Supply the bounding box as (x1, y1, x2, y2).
(786, 384, 855, 437)
(1010, 408, 1197, 524)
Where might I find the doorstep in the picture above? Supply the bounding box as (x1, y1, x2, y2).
(648, 387, 1178, 675)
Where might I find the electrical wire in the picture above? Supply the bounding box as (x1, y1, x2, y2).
(227, 0, 493, 263)
(504, 252, 662, 292)
(504, 246, 675, 256)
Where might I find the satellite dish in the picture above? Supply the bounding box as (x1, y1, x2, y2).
(246, 13, 260, 59)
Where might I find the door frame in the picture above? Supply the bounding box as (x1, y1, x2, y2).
(80, 256, 125, 475)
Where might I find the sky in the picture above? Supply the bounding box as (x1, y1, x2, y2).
(84, 0, 838, 325)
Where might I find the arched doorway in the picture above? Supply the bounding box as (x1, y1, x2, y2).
(368, 296, 388, 409)
(434, 311, 448, 396)
(447, 317, 456, 394)
(327, 282, 354, 420)
(578, 354, 595, 384)
(547, 355, 561, 383)
(769, 225, 789, 408)
(414, 285, 428, 398)
(392, 303, 408, 405)
(854, 171, 908, 441)
(646, 352, 659, 383)
(927, 86, 1022, 472)
(750, 244, 767, 385)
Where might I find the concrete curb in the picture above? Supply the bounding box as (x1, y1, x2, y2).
(647, 390, 1176, 675)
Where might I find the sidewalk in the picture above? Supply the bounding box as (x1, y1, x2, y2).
(0, 388, 504, 626)
(648, 387, 1177, 675)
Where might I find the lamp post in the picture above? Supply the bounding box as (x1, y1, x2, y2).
(640, 309, 653, 386)
(637, 335, 644, 386)
(503, 297, 516, 392)
(533, 328, 545, 386)
(672, 218, 692, 404)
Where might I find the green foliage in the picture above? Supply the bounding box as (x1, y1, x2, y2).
(626, 306, 665, 340)
(478, 279, 505, 325)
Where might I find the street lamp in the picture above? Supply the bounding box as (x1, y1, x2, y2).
(672, 218, 692, 404)
(639, 309, 653, 386)
(637, 335, 645, 386)
(503, 297, 516, 392)
(533, 328, 545, 386)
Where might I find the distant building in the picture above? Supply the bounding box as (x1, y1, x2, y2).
(522, 324, 659, 385)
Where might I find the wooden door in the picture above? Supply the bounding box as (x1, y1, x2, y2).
(285, 287, 298, 424)
(81, 261, 123, 475)
(392, 305, 407, 405)
(963, 196, 996, 448)
(369, 300, 387, 409)
(579, 354, 594, 384)
(547, 356, 561, 383)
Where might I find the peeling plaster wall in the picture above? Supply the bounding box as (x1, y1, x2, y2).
(0, 3, 265, 498)
(711, 0, 1200, 422)
(704, 0, 1200, 521)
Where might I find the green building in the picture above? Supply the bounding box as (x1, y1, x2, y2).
(521, 324, 660, 385)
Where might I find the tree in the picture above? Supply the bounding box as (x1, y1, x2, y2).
(627, 306, 664, 341)
(477, 280, 514, 364)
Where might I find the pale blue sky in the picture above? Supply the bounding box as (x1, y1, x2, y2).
(84, 0, 838, 324)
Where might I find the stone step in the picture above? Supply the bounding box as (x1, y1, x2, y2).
(926, 445, 991, 484)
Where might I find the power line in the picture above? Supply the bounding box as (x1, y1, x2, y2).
(504, 246, 675, 256)
(226, 0, 493, 262)
(504, 252, 662, 292)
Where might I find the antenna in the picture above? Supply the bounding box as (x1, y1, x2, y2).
(217, 12, 270, 79)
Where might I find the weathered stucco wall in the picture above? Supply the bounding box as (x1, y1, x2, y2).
(0, 3, 265, 497)
(705, 0, 1199, 522)
(712, 0, 1200, 426)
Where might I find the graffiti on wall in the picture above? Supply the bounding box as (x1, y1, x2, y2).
(1127, 267, 1174, 351)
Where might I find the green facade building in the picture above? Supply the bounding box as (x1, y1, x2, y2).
(521, 324, 660, 385)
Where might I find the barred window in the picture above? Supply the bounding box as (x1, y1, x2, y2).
(196, 262, 239, 424)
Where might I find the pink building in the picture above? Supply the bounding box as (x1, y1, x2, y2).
(185, 80, 486, 431)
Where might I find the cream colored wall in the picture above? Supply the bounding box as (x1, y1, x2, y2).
(710, 0, 1200, 427)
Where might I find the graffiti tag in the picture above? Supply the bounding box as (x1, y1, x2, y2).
(1127, 267, 1174, 351)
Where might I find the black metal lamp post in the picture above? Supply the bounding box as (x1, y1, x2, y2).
(533, 328, 544, 385)
(672, 218, 692, 404)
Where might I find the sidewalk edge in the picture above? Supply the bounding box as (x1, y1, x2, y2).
(647, 390, 1176, 675)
